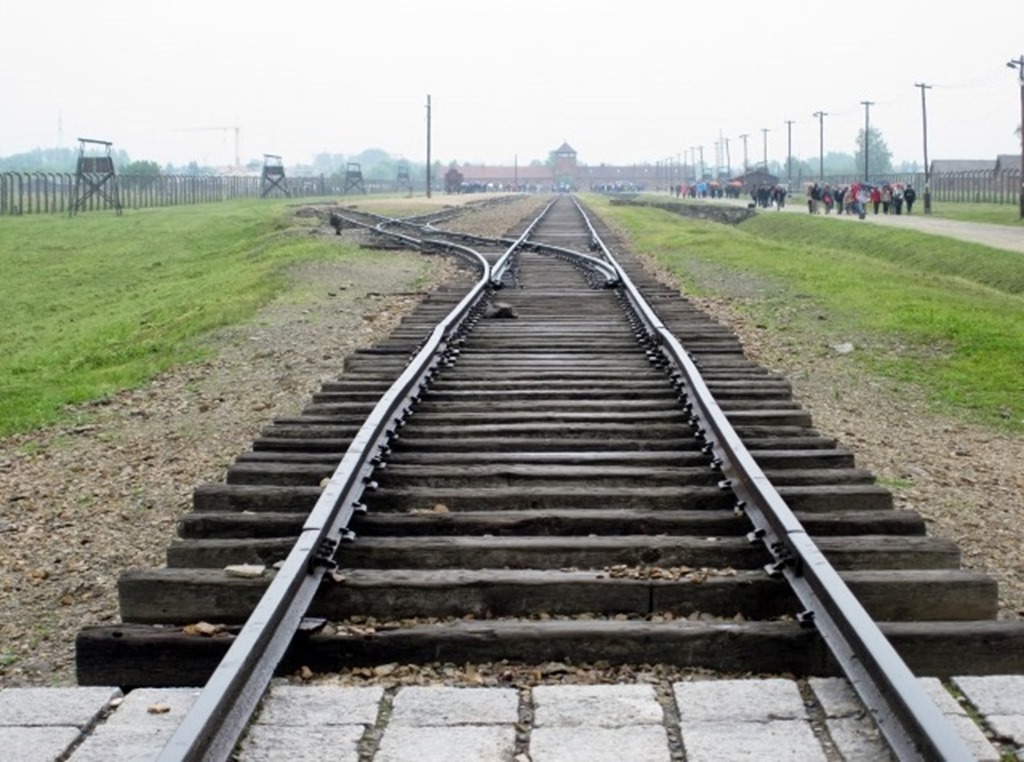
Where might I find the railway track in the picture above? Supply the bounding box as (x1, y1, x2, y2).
(75, 194, 1024, 759)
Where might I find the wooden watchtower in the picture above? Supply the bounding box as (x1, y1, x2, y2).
(396, 162, 412, 195)
(343, 162, 366, 194)
(70, 138, 123, 216)
(260, 154, 290, 197)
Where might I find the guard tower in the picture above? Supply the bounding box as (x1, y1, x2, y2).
(70, 138, 123, 216)
(260, 154, 290, 197)
(551, 141, 578, 191)
(343, 162, 366, 194)
(395, 162, 412, 195)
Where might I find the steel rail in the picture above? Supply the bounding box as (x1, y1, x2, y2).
(569, 196, 973, 760)
(157, 232, 493, 761)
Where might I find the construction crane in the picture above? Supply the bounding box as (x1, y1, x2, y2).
(171, 125, 241, 171)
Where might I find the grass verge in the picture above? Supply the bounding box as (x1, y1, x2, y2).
(0, 199, 374, 436)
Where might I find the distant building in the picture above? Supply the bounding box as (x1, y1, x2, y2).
(929, 159, 994, 174)
(450, 142, 660, 192)
(994, 154, 1022, 173)
(731, 169, 780, 192)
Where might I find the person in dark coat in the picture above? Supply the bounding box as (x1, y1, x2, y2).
(904, 184, 917, 214)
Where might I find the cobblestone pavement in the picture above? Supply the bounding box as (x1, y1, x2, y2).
(3, 675, 1022, 761)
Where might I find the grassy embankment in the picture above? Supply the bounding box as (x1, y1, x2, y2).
(587, 195, 1024, 434)
(0, 198, 425, 438)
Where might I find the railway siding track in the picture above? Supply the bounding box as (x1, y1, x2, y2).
(74, 195, 1024, 759)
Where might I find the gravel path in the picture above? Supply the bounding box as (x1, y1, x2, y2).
(1, 194, 1021, 689)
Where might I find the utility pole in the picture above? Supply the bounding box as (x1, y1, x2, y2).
(784, 120, 794, 188)
(861, 100, 874, 182)
(697, 146, 705, 181)
(813, 111, 827, 182)
(760, 128, 770, 172)
(425, 95, 432, 198)
(915, 83, 933, 214)
(1007, 57, 1024, 219)
(723, 137, 731, 178)
(738, 134, 749, 174)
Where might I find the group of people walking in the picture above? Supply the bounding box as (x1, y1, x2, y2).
(805, 182, 918, 218)
(751, 184, 789, 209)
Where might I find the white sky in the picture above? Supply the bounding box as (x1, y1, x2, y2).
(4, 1, 1024, 170)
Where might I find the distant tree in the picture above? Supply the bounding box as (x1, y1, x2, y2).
(824, 151, 857, 175)
(0, 146, 137, 173)
(360, 157, 393, 181)
(312, 153, 346, 175)
(852, 127, 893, 178)
(0, 147, 77, 172)
(354, 148, 390, 168)
(121, 160, 161, 176)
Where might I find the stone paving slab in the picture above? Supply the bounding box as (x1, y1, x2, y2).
(375, 725, 517, 762)
(954, 674, 1024, 749)
(532, 683, 663, 727)
(387, 685, 519, 727)
(0, 686, 121, 728)
(239, 723, 365, 762)
(674, 678, 808, 722)
(681, 719, 826, 762)
(530, 725, 671, 762)
(0, 726, 84, 762)
(251, 683, 383, 726)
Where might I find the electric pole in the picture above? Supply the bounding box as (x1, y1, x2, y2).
(738, 134, 749, 174)
(784, 120, 794, 187)
(813, 111, 827, 182)
(861, 100, 874, 182)
(425, 95, 432, 198)
(1007, 57, 1024, 219)
(760, 128, 770, 172)
(915, 83, 933, 214)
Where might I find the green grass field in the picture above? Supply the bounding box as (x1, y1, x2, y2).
(0, 199, 415, 437)
(586, 194, 1024, 433)
(2, 195, 1023, 439)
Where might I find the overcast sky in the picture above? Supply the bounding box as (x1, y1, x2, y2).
(4, 1, 1024, 170)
